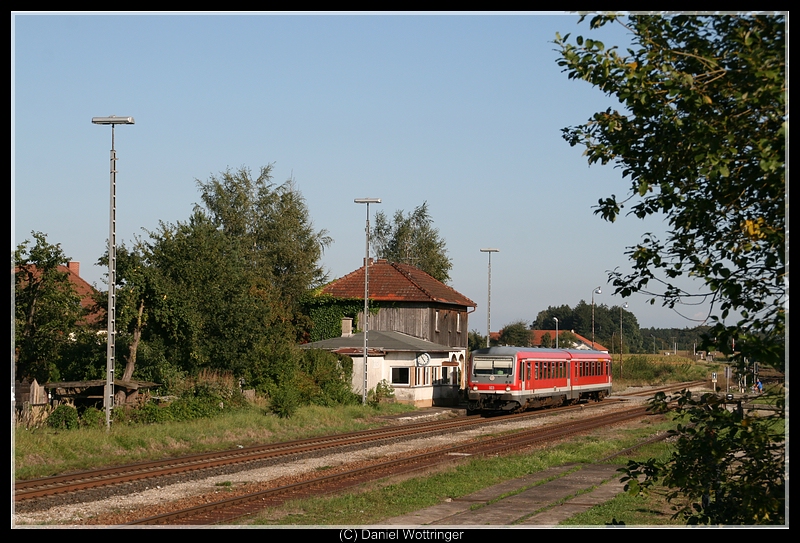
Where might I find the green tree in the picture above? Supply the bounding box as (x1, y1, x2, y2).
(555, 14, 785, 370)
(496, 320, 531, 347)
(554, 330, 581, 349)
(620, 391, 785, 525)
(468, 329, 487, 352)
(14, 232, 85, 383)
(557, 13, 786, 526)
(196, 165, 332, 317)
(134, 165, 337, 397)
(141, 211, 294, 390)
(532, 304, 576, 333)
(371, 201, 453, 283)
(96, 243, 155, 402)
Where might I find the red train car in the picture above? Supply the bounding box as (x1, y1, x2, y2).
(467, 346, 612, 413)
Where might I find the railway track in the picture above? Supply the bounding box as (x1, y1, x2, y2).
(617, 380, 708, 397)
(128, 405, 652, 525)
(15, 380, 705, 524)
(15, 398, 624, 505)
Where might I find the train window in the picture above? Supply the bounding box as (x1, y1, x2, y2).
(472, 358, 513, 376)
(526, 362, 532, 381)
(391, 367, 410, 386)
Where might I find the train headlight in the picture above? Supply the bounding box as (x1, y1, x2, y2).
(506, 386, 511, 392)
(472, 385, 478, 391)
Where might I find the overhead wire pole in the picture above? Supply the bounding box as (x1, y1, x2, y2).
(355, 198, 380, 405)
(92, 115, 135, 430)
(480, 249, 499, 348)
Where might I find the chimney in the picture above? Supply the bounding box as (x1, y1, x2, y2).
(67, 261, 80, 277)
(341, 317, 353, 337)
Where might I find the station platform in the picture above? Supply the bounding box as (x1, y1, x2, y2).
(380, 463, 626, 526)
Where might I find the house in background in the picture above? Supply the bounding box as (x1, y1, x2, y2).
(490, 329, 609, 353)
(15, 261, 103, 326)
(319, 259, 476, 349)
(303, 259, 477, 406)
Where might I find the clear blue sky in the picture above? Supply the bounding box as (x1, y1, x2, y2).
(12, 12, 715, 332)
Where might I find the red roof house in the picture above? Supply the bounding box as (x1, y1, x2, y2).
(490, 328, 608, 353)
(318, 259, 476, 349)
(15, 261, 103, 326)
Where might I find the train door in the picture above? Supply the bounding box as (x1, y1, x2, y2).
(518, 358, 533, 392)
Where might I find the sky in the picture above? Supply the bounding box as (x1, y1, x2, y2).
(12, 12, 717, 332)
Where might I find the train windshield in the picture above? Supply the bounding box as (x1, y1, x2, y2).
(472, 357, 514, 376)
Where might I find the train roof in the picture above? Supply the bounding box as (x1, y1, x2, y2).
(471, 346, 610, 358)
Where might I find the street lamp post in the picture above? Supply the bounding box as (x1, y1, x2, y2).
(620, 302, 628, 376)
(591, 286, 602, 349)
(355, 198, 380, 405)
(480, 249, 499, 348)
(92, 116, 135, 429)
(553, 317, 559, 349)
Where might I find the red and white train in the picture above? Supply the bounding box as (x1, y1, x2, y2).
(467, 346, 612, 413)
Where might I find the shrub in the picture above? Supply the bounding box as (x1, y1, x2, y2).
(130, 401, 174, 424)
(80, 406, 105, 428)
(269, 385, 300, 418)
(368, 380, 395, 407)
(47, 404, 79, 430)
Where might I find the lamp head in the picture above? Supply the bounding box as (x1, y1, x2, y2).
(92, 116, 135, 125)
(354, 198, 381, 204)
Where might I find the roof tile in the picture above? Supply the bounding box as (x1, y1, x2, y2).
(321, 260, 476, 307)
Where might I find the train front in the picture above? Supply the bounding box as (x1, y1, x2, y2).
(467, 347, 522, 413)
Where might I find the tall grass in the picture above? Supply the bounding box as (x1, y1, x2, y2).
(14, 402, 412, 480)
(614, 355, 716, 388)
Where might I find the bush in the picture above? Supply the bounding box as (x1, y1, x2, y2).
(269, 385, 300, 418)
(130, 401, 174, 424)
(297, 350, 358, 407)
(80, 406, 105, 428)
(368, 380, 395, 407)
(47, 404, 79, 430)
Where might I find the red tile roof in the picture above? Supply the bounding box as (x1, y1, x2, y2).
(490, 329, 608, 352)
(15, 262, 103, 326)
(321, 259, 476, 308)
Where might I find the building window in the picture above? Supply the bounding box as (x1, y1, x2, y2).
(456, 313, 461, 333)
(435, 310, 440, 332)
(391, 367, 410, 386)
(415, 366, 431, 387)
